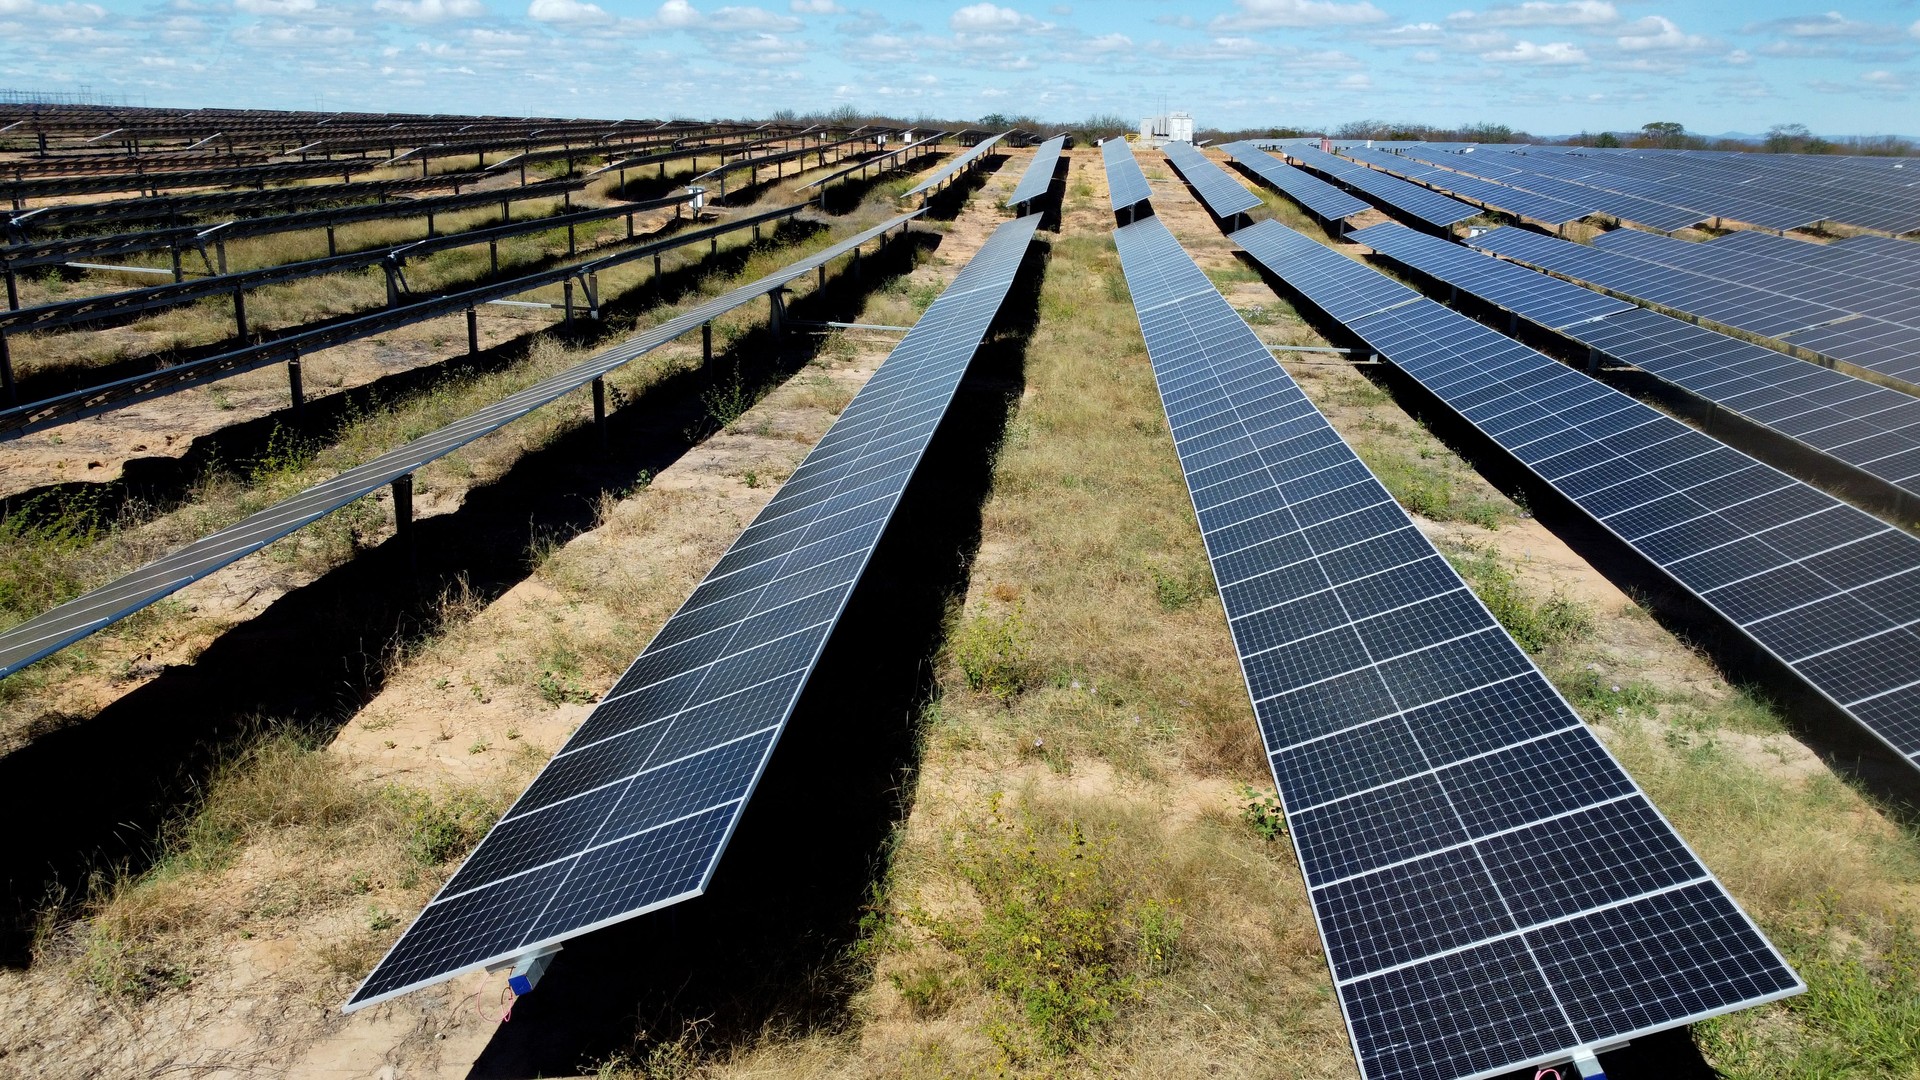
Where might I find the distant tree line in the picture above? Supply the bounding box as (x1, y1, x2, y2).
(761, 107, 1913, 157)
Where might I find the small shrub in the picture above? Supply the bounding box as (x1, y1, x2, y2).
(954, 604, 1029, 701)
(700, 366, 753, 430)
(536, 667, 595, 705)
(1149, 563, 1211, 611)
(1237, 785, 1288, 842)
(913, 795, 1177, 1058)
(888, 963, 957, 1018)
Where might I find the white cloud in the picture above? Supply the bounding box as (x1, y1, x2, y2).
(1862, 69, 1907, 90)
(1087, 31, 1131, 52)
(951, 3, 1034, 32)
(234, 0, 319, 13)
(788, 0, 839, 11)
(1481, 39, 1588, 64)
(527, 0, 608, 21)
(373, 0, 484, 20)
(1910, 18, 1919, 40)
(1616, 15, 1709, 52)
(0, 0, 104, 21)
(1210, 0, 1388, 31)
(1446, 1, 1614, 28)
(655, 0, 699, 25)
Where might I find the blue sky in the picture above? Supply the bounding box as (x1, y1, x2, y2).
(2, 0, 1917, 135)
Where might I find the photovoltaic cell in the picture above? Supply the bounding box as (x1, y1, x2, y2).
(1116, 213, 1800, 1080)
(1221, 141, 1371, 223)
(0, 211, 926, 681)
(1348, 222, 1920, 502)
(1004, 134, 1066, 209)
(339, 212, 1043, 1011)
(1162, 140, 1263, 220)
(1235, 217, 1920, 776)
(1103, 137, 1151, 214)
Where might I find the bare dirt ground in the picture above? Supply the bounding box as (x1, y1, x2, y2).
(0, 149, 1019, 1080)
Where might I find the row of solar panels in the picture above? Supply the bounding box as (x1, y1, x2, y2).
(1098, 148, 1805, 1080)
(1471, 226, 1920, 392)
(346, 208, 1047, 1009)
(1363, 142, 1920, 237)
(1349, 224, 1920, 513)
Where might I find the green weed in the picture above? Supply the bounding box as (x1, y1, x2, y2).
(1448, 545, 1593, 653)
(954, 604, 1029, 701)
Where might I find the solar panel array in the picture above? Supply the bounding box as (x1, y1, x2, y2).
(901, 131, 1010, 198)
(1102, 137, 1152, 215)
(799, 131, 947, 191)
(1282, 145, 1480, 229)
(1383, 147, 1710, 233)
(1347, 223, 1920, 506)
(1162, 140, 1262, 220)
(1220, 141, 1370, 223)
(0, 211, 926, 680)
(344, 212, 1043, 1011)
(1004, 134, 1067, 209)
(1472, 227, 1920, 389)
(1235, 218, 1920, 777)
(1382, 142, 1920, 236)
(1114, 213, 1800, 1080)
(1336, 147, 1594, 228)
(1583, 228, 1920, 386)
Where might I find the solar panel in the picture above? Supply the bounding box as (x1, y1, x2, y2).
(1234, 220, 1420, 325)
(1221, 142, 1370, 223)
(343, 213, 1043, 1012)
(1004, 134, 1066, 209)
(1162, 140, 1263, 220)
(0, 211, 926, 680)
(1236, 218, 1920, 777)
(1282, 149, 1479, 229)
(1471, 227, 1843, 340)
(1337, 150, 1595, 228)
(1472, 227, 1920, 388)
(1115, 214, 1801, 1080)
(1102, 138, 1152, 214)
(1590, 228, 1920, 325)
(1351, 222, 1920, 505)
(901, 131, 1010, 198)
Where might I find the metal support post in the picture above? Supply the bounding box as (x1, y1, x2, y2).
(0, 333, 13, 405)
(287, 356, 305, 416)
(232, 288, 248, 339)
(567, 223, 576, 255)
(392, 473, 413, 535)
(592, 376, 608, 450)
(702, 321, 712, 365)
(817, 264, 826, 290)
(467, 307, 479, 355)
(427, 211, 436, 238)
(4, 268, 16, 311)
(563, 280, 575, 324)
(710, 236, 718, 256)
(489, 240, 499, 275)
(768, 289, 785, 336)
(215, 239, 227, 275)
(587, 272, 600, 319)
(384, 263, 402, 307)
(1586, 347, 1602, 374)
(626, 211, 634, 238)
(171, 246, 183, 283)
(326, 226, 337, 256)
